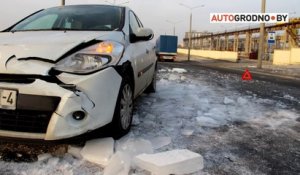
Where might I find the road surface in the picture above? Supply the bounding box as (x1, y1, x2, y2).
(0, 62, 299, 175)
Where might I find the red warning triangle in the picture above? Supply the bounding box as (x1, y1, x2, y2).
(242, 69, 253, 81)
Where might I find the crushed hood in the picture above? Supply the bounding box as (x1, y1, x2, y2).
(0, 31, 124, 74)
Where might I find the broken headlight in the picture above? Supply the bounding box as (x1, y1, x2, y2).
(54, 41, 124, 74)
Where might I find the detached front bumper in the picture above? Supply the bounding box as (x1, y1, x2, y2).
(0, 67, 122, 140)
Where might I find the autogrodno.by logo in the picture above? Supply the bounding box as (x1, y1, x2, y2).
(210, 13, 289, 23)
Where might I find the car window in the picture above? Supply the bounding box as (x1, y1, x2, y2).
(136, 16, 144, 28)
(11, 6, 124, 31)
(22, 14, 58, 30)
(129, 11, 141, 35)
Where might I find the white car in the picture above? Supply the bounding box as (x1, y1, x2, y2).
(0, 5, 157, 141)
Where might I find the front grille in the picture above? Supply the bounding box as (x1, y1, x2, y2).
(0, 109, 52, 133)
(0, 77, 35, 84)
(0, 74, 62, 84)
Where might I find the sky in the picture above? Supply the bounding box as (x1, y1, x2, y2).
(0, 0, 299, 44)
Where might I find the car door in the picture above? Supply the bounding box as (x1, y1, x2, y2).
(144, 40, 156, 84)
(128, 11, 149, 96)
(135, 16, 156, 85)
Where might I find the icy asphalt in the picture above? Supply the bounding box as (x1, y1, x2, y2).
(0, 62, 299, 175)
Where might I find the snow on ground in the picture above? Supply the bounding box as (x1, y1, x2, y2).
(0, 67, 299, 175)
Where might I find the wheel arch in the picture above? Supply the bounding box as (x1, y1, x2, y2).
(114, 61, 135, 95)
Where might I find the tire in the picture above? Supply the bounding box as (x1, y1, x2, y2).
(145, 63, 157, 93)
(111, 77, 134, 139)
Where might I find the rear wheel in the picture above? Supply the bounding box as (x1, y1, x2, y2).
(111, 77, 134, 139)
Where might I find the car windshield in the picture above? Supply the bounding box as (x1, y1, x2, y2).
(11, 5, 124, 32)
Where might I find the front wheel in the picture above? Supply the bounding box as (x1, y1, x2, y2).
(111, 79, 134, 139)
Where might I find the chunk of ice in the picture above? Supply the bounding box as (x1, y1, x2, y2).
(180, 76, 187, 81)
(237, 97, 248, 105)
(181, 129, 194, 136)
(171, 68, 187, 73)
(150, 137, 172, 149)
(37, 153, 52, 162)
(116, 138, 153, 158)
(116, 138, 153, 168)
(224, 97, 235, 105)
(134, 149, 204, 175)
(283, 94, 295, 100)
(103, 151, 131, 175)
(47, 157, 60, 167)
(158, 69, 167, 72)
(168, 74, 180, 81)
(145, 113, 156, 120)
(196, 116, 219, 127)
(132, 114, 141, 126)
(80, 138, 114, 167)
(68, 145, 83, 159)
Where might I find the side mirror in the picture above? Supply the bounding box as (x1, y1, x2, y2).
(130, 28, 154, 42)
(136, 28, 153, 38)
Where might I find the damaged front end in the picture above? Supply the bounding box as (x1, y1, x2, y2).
(0, 40, 124, 140)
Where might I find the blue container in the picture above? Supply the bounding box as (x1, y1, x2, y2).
(156, 35, 178, 56)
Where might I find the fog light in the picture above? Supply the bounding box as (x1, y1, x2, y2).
(72, 111, 86, 121)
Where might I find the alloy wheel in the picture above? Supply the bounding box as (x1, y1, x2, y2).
(120, 84, 133, 130)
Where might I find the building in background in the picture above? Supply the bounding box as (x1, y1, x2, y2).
(184, 31, 213, 49)
(183, 18, 300, 60)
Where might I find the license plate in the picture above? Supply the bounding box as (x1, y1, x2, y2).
(162, 56, 175, 60)
(0, 89, 17, 110)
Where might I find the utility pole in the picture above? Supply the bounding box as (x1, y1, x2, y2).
(188, 13, 192, 61)
(173, 27, 175, 36)
(105, 0, 129, 5)
(257, 0, 266, 69)
(61, 0, 65, 6)
(166, 20, 182, 36)
(179, 3, 205, 61)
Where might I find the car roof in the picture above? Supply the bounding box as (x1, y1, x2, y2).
(49, 4, 128, 10)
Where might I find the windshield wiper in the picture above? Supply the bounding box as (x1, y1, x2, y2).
(10, 29, 50, 32)
(10, 28, 111, 32)
(51, 27, 68, 31)
(51, 27, 82, 31)
(10, 28, 77, 32)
